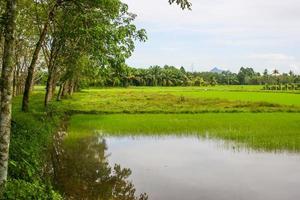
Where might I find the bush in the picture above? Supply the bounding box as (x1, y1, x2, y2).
(2, 180, 62, 200)
(9, 112, 55, 182)
(7, 94, 67, 199)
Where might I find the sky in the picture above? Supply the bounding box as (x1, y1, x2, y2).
(122, 0, 300, 73)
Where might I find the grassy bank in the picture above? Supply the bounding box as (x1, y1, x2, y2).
(3, 92, 64, 199)
(68, 113, 300, 152)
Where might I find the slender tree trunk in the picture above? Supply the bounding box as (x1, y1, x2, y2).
(44, 38, 61, 106)
(56, 82, 64, 101)
(44, 68, 55, 106)
(22, 21, 49, 111)
(12, 70, 16, 97)
(68, 80, 74, 96)
(0, 0, 16, 193)
(22, 4, 58, 112)
(51, 76, 57, 95)
(61, 82, 67, 97)
(15, 66, 21, 95)
(45, 75, 53, 106)
(44, 52, 55, 106)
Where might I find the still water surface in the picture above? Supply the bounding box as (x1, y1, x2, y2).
(57, 135, 300, 200)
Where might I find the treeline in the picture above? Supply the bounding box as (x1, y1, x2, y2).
(84, 65, 300, 87)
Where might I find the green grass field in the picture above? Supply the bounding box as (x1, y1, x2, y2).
(60, 86, 300, 113)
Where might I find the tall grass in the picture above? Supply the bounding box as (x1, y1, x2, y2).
(68, 113, 300, 152)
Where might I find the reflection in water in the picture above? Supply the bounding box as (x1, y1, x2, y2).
(107, 136, 300, 200)
(53, 135, 148, 200)
(55, 135, 300, 200)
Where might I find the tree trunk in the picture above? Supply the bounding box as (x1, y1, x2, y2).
(61, 82, 68, 97)
(22, 4, 58, 112)
(44, 67, 58, 106)
(56, 83, 64, 101)
(0, 0, 16, 192)
(44, 38, 61, 106)
(22, 21, 49, 111)
(12, 70, 16, 97)
(68, 80, 74, 96)
(51, 76, 57, 95)
(44, 72, 54, 106)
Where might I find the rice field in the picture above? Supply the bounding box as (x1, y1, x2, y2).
(68, 113, 300, 152)
(61, 87, 300, 113)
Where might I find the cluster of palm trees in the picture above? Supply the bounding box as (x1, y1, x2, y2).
(86, 65, 219, 87)
(84, 65, 300, 88)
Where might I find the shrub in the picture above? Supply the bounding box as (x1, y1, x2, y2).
(2, 179, 62, 200)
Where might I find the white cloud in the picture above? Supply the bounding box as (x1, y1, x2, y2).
(248, 54, 296, 61)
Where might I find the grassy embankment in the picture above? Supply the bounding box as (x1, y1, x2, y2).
(4, 90, 64, 199)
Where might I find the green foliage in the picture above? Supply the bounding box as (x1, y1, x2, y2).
(83, 65, 300, 88)
(8, 91, 65, 198)
(169, 0, 192, 9)
(2, 180, 62, 200)
(263, 83, 300, 91)
(237, 67, 257, 85)
(50, 0, 147, 89)
(9, 113, 55, 181)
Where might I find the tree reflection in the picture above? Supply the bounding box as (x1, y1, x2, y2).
(53, 135, 148, 200)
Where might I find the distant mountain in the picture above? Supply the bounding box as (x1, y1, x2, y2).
(210, 67, 224, 74)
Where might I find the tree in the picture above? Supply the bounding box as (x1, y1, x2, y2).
(272, 69, 280, 85)
(22, 0, 63, 111)
(49, 1, 146, 103)
(22, 0, 147, 109)
(237, 67, 256, 85)
(0, 0, 16, 193)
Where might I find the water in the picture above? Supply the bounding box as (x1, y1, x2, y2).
(55, 135, 300, 200)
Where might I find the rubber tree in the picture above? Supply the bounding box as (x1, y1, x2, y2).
(44, 0, 123, 106)
(22, 0, 61, 112)
(46, 1, 147, 105)
(0, 0, 16, 193)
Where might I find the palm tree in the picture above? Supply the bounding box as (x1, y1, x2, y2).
(272, 69, 280, 85)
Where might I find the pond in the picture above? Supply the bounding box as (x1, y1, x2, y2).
(54, 134, 300, 200)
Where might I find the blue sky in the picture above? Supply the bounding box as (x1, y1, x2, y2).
(123, 0, 300, 73)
